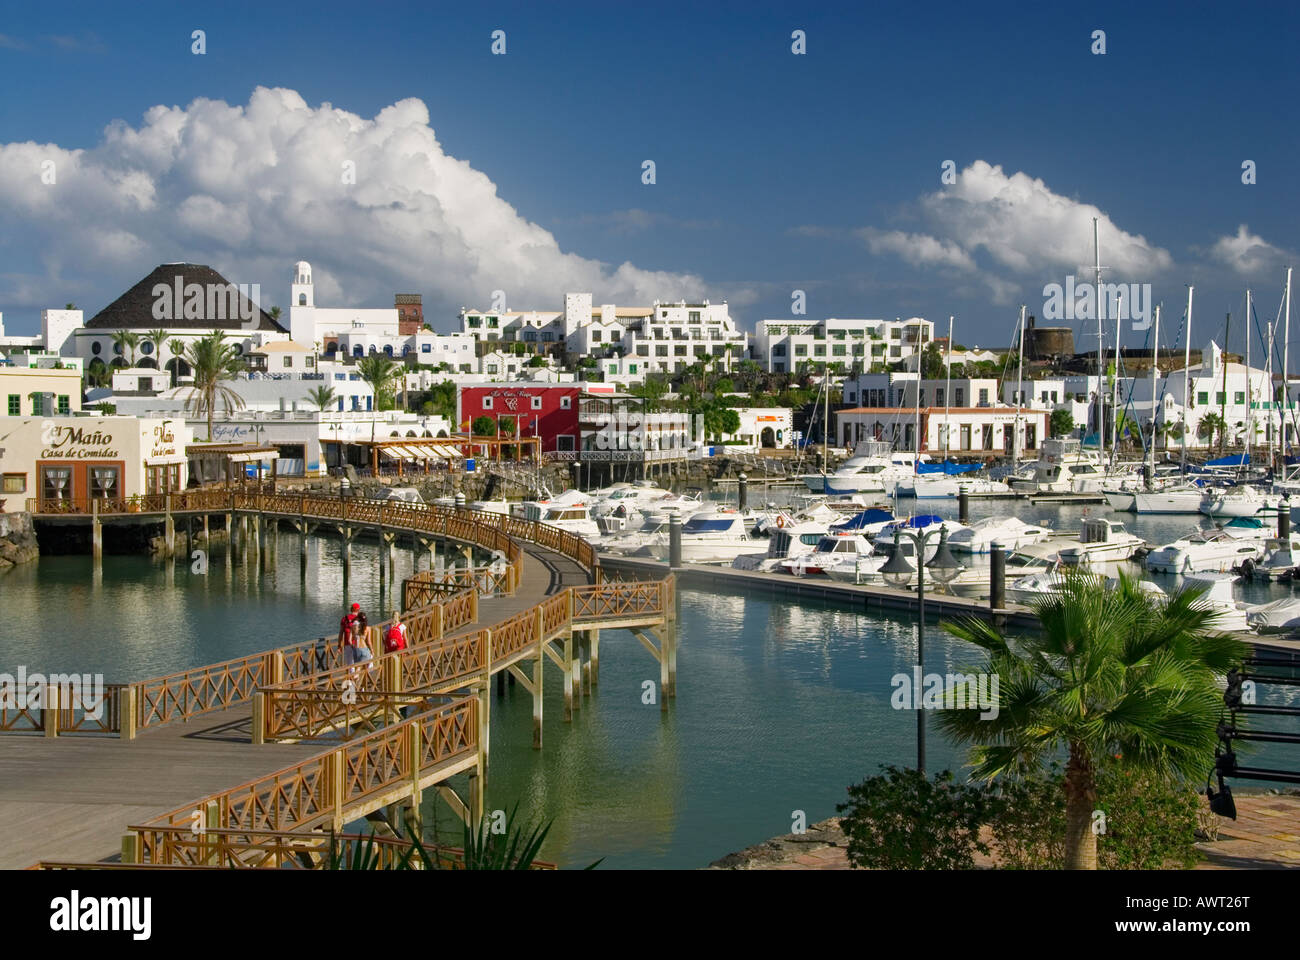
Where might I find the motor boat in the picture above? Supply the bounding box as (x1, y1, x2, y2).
(800, 440, 928, 496)
(908, 474, 1011, 498)
(731, 520, 830, 572)
(511, 487, 588, 519)
(1179, 572, 1250, 632)
(636, 508, 764, 564)
(1143, 529, 1264, 575)
(946, 543, 1064, 599)
(781, 531, 876, 577)
(1199, 485, 1281, 519)
(470, 497, 511, 516)
(1008, 438, 1110, 494)
(589, 481, 670, 519)
(947, 516, 1051, 554)
(1056, 518, 1145, 565)
(1245, 597, 1300, 633)
(519, 499, 602, 539)
(1131, 484, 1207, 515)
(1243, 536, 1300, 582)
(1219, 516, 1276, 542)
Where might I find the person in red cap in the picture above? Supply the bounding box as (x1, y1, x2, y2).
(338, 602, 372, 670)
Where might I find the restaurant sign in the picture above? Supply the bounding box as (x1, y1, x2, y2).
(39, 422, 119, 460)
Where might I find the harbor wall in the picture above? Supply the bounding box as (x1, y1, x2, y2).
(0, 512, 39, 571)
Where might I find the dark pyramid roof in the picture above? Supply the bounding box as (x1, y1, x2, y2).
(86, 263, 287, 332)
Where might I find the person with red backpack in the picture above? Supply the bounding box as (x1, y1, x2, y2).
(383, 609, 408, 653)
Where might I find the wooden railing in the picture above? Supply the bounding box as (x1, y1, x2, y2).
(69, 827, 556, 870)
(257, 576, 674, 742)
(131, 697, 478, 859)
(13, 490, 604, 737)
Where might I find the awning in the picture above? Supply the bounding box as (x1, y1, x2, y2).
(229, 451, 280, 463)
(146, 454, 189, 466)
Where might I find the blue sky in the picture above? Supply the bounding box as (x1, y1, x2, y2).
(0, 0, 1296, 356)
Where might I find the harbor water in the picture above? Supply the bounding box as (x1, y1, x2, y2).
(2, 496, 1298, 868)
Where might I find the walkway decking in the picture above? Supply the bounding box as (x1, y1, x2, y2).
(0, 541, 590, 869)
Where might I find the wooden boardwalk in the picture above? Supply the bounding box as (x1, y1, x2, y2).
(0, 540, 592, 869)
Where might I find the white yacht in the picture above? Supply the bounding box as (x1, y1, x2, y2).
(908, 474, 1011, 498)
(1143, 530, 1264, 575)
(589, 481, 670, 519)
(1219, 516, 1276, 542)
(873, 516, 969, 560)
(1181, 572, 1251, 632)
(781, 532, 876, 577)
(1200, 486, 1281, 519)
(801, 440, 928, 496)
(1131, 485, 1207, 515)
(520, 499, 602, 540)
(1056, 518, 1145, 565)
(1008, 438, 1108, 494)
(948, 544, 1062, 599)
(637, 509, 763, 564)
(828, 507, 898, 539)
(947, 516, 1052, 554)
(732, 520, 829, 572)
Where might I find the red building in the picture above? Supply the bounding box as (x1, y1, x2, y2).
(457, 383, 614, 453)
(395, 294, 423, 336)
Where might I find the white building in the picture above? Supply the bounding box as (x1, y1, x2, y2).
(722, 408, 794, 449)
(460, 293, 748, 378)
(837, 405, 1048, 458)
(843, 372, 1000, 410)
(756, 317, 935, 373)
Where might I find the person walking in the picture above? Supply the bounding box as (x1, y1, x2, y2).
(383, 610, 408, 654)
(339, 602, 373, 673)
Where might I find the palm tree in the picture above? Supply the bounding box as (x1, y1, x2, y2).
(1198, 413, 1228, 454)
(308, 384, 339, 412)
(111, 329, 140, 366)
(144, 328, 170, 369)
(936, 572, 1244, 869)
(356, 353, 401, 444)
(183, 331, 247, 441)
(166, 338, 186, 384)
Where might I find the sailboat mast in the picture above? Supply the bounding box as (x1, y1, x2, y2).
(1014, 305, 1025, 463)
(1267, 319, 1275, 471)
(1182, 286, 1194, 472)
(1094, 217, 1105, 465)
(943, 315, 953, 462)
(1110, 292, 1122, 466)
(1147, 304, 1160, 488)
(822, 368, 829, 474)
(1285, 267, 1293, 473)
(1245, 290, 1252, 471)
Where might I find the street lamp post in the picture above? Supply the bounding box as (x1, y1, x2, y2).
(879, 526, 963, 773)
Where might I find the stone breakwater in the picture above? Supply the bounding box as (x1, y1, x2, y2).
(706, 818, 848, 869)
(0, 512, 40, 572)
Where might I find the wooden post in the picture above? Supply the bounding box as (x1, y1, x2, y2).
(329, 750, 345, 832)
(570, 632, 582, 713)
(666, 623, 677, 698)
(120, 832, 141, 865)
(203, 800, 221, 866)
(467, 769, 484, 829)
(251, 691, 266, 746)
(589, 629, 600, 688)
(579, 631, 592, 696)
(91, 497, 102, 568)
(658, 627, 670, 713)
(42, 682, 58, 738)
(561, 632, 574, 721)
(532, 641, 544, 749)
(164, 494, 175, 558)
(480, 629, 492, 770)
(122, 684, 137, 741)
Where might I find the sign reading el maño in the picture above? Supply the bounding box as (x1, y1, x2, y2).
(40, 422, 120, 460)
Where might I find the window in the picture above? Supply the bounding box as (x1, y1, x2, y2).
(486, 364, 498, 374)
(1198, 392, 1209, 405)
(483, 396, 493, 409)
(556, 434, 575, 452)
(2, 474, 25, 494)
(794, 344, 807, 357)
(814, 345, 825, 357)
(955, 388, 965, 406)
(560, 395, 572, 410)
(8, 395, 19, 415)
(421, 343, 432, 353)
(935, 389, 945, 406)
(978, 388, 989, 405)
(306, 356, 315, 367)
(629, 364, 638, 374)
(42, 466, 72, 502)
(57, 395, 70, 414)
(1235, 392, 1245, 405)
(592, 330, 602, 343)
(531, 396, 542, 410)
(832, 344, 846, 356)
(1216, 392, 1226, 405)
(283, 356, 293, 368)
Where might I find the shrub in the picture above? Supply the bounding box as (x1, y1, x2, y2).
(837, 766, 994, 869)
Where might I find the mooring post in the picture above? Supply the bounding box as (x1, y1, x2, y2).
(958, 485, 970, 524)
(990, 540, 1006, 626)
(532, 642, 544, 749)
(1280, 497, 1291, 540)
(737, 472, 748, 511)
(91, 497, 102, 569)
(588, 628, 600, 688)
(164, 494, 175, 559)
(669, 512, 682, 569)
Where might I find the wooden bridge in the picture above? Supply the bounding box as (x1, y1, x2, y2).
(2, 491, 677, 869)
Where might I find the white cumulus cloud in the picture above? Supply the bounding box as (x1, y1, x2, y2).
(1208, 224, 1292, 276)
(0, 87, 710, 321)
